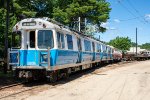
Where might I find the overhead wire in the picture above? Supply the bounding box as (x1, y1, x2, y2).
(108, 16, 144, 23)
(119, 16, 141, 21)
(126, 0, 148, 24)
(117, 0, 146, 24)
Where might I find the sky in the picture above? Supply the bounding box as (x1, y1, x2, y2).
(97, 0, 150, 45)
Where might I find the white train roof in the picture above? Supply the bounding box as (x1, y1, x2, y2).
(12, 18, 71, 32)
(12, 18, 116, 49)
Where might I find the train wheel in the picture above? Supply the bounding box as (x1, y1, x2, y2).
(60, 68, 70, 79)
(49, 71, 58, 83)
(64, 68, 71, 79)
(13, 70, 19, 80)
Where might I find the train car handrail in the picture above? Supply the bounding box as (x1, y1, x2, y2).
(8, 49, 20, 65)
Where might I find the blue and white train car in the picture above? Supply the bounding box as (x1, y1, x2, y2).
(8, 18, 114, 81)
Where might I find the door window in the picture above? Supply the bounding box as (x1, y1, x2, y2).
(67, 34, 73, 50)
(29, 31, 35, 48)
(84, 40, 91, 51)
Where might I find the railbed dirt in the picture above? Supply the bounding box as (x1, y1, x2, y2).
(2, 61, 150, 100)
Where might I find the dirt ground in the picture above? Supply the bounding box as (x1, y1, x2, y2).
(4, 61, 150, 100)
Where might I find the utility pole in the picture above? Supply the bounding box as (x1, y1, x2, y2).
(136, 27, 137, 56)
(4, 0, 9, 73)
(78, 17, 81, 32)
(84, 18, 86, 33)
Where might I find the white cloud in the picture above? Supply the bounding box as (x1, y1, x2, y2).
(109, 27, 117, 30)
(101, 22, 117, 30)
(114, 19, 120, 23)
(145, 14, 150, 20)
(101, 22, 110, 30)
(101, 22, 109, 28)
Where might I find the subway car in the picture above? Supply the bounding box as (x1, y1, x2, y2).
(8, 18, 122, 82)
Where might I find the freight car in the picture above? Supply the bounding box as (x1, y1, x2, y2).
(8, 18, 122, 82)
(112, 48, 122, 62)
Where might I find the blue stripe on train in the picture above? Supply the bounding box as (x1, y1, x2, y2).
(19, 49, 78, 68)
(10, 49, 113, 69)
(94, 52, 103, 61)
(81, 52, 93, 62)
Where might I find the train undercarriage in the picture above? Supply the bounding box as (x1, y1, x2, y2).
(13, 60, 113, 82)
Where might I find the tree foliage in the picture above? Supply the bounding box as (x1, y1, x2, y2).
(53, 0, 111, 32)
(140, 43, 150, 50)
(0, 0, 111, 50)
(0, 0, 37, 49)
(14, 0, 57, 17)
(108, 37, 132, 51)
(12, 0, 37, 18)
(131, 42, 137, 47)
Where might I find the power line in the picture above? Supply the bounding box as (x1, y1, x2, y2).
(126, 0, 148, 24)
(126, 0, 139, 13)
(108, 16, 143, 23)
(117, 0, 146, 24)
(120, 16, 142, 21)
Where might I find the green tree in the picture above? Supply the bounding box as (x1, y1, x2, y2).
(108, 36, 132, 51)
(53, 0, 111, 33)
(131, 42, 137, 47)
(140, 43, 150, 50)
(0, 8, 17, 47)
(0, 0, 37, 73)
(13, 0, 36, 18)
(14, 0, 56, 17)
(0, 0, 37, 50)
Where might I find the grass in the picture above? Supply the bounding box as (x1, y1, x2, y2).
(0, 71, 13, 78)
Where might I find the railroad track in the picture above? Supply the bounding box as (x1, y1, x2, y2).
(0, 82, 29, 99)
(0, 81, 51, 100)
(0, 86, 37, 99)
(0, 82, 61, 100)
(0, 82, 26, 90)
(0, 61, 136, 100)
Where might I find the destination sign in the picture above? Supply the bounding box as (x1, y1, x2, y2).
(22, 22, 36, 26)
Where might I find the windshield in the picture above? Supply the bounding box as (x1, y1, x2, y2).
(38, 30, 54, 49)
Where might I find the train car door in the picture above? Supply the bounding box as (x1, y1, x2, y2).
(92, 42, 96, 61)
(77, 38, 82, 63)
(26, 30, 37, 66)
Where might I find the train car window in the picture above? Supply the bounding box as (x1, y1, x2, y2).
(57, 32, 65, 49)
(67, 34, 73, 50)
(92, 42, 95, 52)
(84, 40, 91, 51)
(97, 44, 101, 52)
(112, 49, 114, 53)
(100, 44, 102, 52)
(102, 45, 106, 53)
(77, 38, 82, 51)
(108, 48, 111, 53)
(106, 47, 108, 53)
(30, 31, 35, 48)
(110, 48, 112, 54)
(38, 30, 54, 49)
(96, 44, 98, 52)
